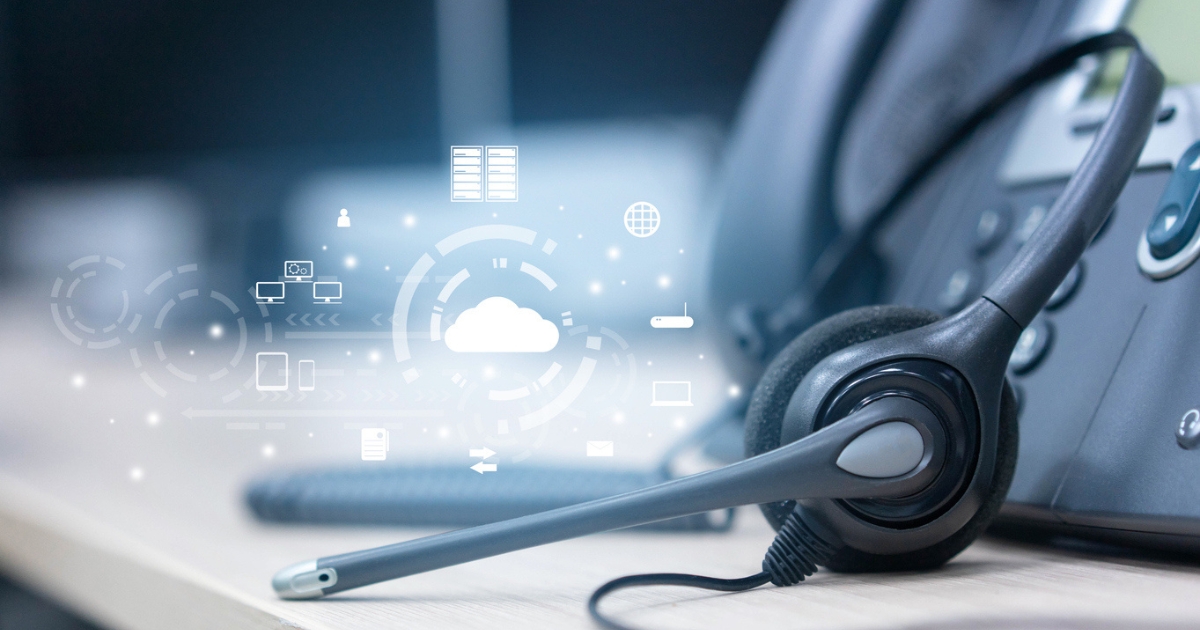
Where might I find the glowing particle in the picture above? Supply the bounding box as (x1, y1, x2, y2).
(71, 374, 86, 388)
(589, 281, 603, 294)
(261, 444, 276, 458)
(146, 411, 160, 426)
(404, 214, 416, 228)
(209, 323, 224, 339)
(607, 246, 621, 260)
(129, 467, 144, 482)
(728, 384, 742, 398)
(657, 275, 671, 289)
(344, 255, 358, 269)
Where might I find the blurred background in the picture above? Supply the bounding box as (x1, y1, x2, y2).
(0, 2, 788, 627)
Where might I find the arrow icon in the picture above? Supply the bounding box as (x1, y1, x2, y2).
(329, 314, 340, 326)
(469, 447, 496, 459)
(371, 313, 382, 326)
(286, 314, 296, 326)
(314, 313, 325, 326)
(300, 313, 311, 326)
(470, 461, 497, 474)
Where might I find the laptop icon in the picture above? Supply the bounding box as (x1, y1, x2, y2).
(651, 381, 693, 407)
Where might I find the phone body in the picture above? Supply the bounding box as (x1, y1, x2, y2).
(708, 0, 1200, 552)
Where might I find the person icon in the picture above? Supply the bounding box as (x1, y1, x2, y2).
(337, 208, 351, 228)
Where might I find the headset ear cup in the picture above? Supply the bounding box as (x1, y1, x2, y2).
(744, 305, 943, 531)
(820, 379, 1019, 572)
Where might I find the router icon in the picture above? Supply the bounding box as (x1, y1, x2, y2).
(650, 303, 694, 329)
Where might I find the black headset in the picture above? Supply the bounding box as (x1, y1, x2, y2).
(271, 30, 1162, 630)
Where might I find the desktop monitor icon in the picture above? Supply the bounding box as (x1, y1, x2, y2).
(651, 381, 693, 406)
(313, 281, 342, 304)
(255, 282, 285, 304)
(284, 261, 313, 282)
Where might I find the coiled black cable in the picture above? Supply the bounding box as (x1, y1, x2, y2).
(588, 28, 1146, 630)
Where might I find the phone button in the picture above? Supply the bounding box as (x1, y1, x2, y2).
(1009, 318, 1053, 375)
(937, 266, 981, 313)
(1178, 409, 1200, 450)
(1045, 262, 1083, 311)
(1015, 203, 1049, 244)
(975, 204, 1011, 255)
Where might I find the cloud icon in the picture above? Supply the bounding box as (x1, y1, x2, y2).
(444, 296, 559, 353)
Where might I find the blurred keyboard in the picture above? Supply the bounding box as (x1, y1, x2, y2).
(246, 465, 734, 531)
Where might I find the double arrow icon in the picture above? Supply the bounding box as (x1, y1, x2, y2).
(469, 447, 497, 474)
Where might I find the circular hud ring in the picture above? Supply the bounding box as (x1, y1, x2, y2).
(50, 255, 131, 350)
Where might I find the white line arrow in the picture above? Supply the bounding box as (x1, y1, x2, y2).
(470, 461, 497, 474)
(314, 313, 325, 326)
(371, 313, 382, 326)
(300, 313, 311, 326)
(286, 314, 296, 326)
(329, 314, 340, 326)
(469, 447, 496, 459)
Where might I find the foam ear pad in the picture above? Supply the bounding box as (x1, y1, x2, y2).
(743, 304, 1020, 572)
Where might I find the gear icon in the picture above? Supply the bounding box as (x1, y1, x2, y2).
(287, 262, 303, 276)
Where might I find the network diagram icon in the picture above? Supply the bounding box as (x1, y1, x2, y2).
(624, 202, 660, 238)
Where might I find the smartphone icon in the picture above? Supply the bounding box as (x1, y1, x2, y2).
(298, 360, 315, 391)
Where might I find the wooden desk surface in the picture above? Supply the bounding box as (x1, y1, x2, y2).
(3, 312, 1200, 630)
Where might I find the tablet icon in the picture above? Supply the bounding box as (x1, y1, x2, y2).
(255, 352, 288, 391)
(650, 303, 694, 329)
(651, 381, 693, 407)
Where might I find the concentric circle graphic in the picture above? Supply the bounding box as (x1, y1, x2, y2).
(129, 264, 271, 400)
(394, 224, 636, 461)
(50, 255, 131, 349)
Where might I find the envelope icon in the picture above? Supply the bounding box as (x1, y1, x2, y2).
(586, 441, 614, 457)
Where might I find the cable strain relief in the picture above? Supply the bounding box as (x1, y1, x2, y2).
(761, 506, 842, 586)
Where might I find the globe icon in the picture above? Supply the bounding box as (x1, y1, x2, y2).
(624, 202, 661, 238)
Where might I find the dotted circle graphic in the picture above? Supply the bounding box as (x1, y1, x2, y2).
(50, 255, 130, 350)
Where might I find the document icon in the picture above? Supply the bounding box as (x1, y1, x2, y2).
(586, 441, 614, 457)
(361, 429, 389, 461)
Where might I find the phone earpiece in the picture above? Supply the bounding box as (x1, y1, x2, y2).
(744, 304, 942, 529)
(745, 305, 1020, 572)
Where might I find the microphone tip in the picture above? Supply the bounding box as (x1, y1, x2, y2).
(272, 560, 337, 599)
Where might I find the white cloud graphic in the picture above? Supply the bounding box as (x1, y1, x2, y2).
(444, 296, 559, 353)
